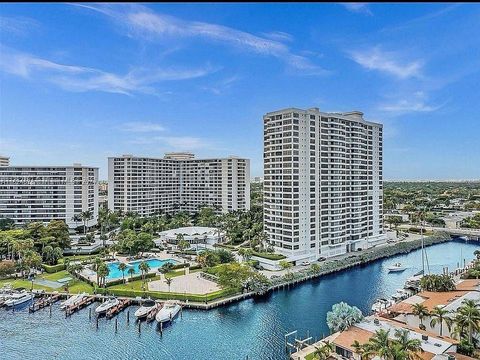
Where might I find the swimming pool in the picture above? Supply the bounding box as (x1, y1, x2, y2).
(106, 258, 178, 280)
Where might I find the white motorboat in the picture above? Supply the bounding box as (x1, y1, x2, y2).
(4, 291, 33, 307)
(134, 299, 157, 319)
(371, 298, 395, 313)
(391, 288, 412, 302)
(95, 297, 119, 314)
(155, 301, 181, 323)
(60, 292, 87, 309)
(387, 263, 406, 272)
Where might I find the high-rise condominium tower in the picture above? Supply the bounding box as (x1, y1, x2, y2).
(0, 164, 98, 228)
(108, 153, 250, 215)
(263, 107, 385, 262)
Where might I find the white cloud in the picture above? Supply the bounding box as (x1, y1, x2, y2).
(129, 135, 210, 150)
(119, 122, 165, 132)
(341, 3, 372, 15)
(349, 47, 423, 79)
(73, 3, 328, 76)
(262, 31, 294, 42)
(0, 46, 213, 95)
(379, 92, 444, 114)
(0, 15, 40, 35)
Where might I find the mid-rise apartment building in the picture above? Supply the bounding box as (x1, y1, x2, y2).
(0, 164, 99, 228)
(263, 107, 385, 262)
(108, 153, 250, 215)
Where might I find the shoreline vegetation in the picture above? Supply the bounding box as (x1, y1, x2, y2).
(1, 231, 458, 310)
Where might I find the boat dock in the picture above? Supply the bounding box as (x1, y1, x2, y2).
(65, 296, 95, 317)
(106, 299, 132, 319)
(29, 293, 61, 313)
(146, 303, 162, 322)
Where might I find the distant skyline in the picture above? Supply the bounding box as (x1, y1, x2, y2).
(1, 3, 479, 180)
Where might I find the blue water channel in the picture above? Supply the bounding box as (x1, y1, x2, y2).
(1, 239, 478, 360)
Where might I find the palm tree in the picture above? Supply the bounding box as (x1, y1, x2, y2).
(393, 329, 423, 360)
(454, 299, 480, 344)
(81, 210, 93, 235)
(165, 277, 172, 292)
(429, 306, 452, 336)
(279, 260, 293, 279)
(364, 329, 392, 359)
(312, 341, 333, 360)
(351, 340, 368, 360)
(97, 263, 109, 288)
(326, 302, 364, 333)
(118, 262, 128, 284)
(138, 261, 151, 291)
(411, 303, 429, 328)
(127, 267, 135, 281)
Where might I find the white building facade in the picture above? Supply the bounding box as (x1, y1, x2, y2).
(0, 155, 9, 167)
(263, 107, 385, 262)
(0, 164, 99, 228)
(108, 153, 250, 216)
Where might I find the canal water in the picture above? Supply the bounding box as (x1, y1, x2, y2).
(1, 239, 478, 360)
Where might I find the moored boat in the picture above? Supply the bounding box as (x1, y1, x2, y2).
(95, 297, 119, 314)
(155, 301, 181, 323)
(371, 298, 395, 313)
(387, 263, 406, 272)
(60, 292, 87, 309)
(134, 299, 157, 319)
(4, 291, 33, 307)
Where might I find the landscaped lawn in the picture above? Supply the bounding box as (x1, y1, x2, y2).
(0, 270, 94, 294)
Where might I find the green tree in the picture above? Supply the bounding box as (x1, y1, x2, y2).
(312, 341, 334, 360)
(165, 277, 173, 292)
(127, 267, 135, 280)
(177, 238, 190, 252)
(411, 303, 429, 327)
(97, 262, 109, 288)
(80, 210, 93, 235)
(139, 261, 151, 290)
(453, 299, 480, 344)
(429, 306, 452, 336)
(118, 262, 128, 284)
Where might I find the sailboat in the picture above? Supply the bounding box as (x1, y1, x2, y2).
(404, 216, 429, 291)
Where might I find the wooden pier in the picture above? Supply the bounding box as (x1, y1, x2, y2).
(106, 299, 132, 319)
(65, 296, 95, 317)
(29, 293, 61, 313)
(146, 303, 162, 323)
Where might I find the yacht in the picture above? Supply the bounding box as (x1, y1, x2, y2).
(155, 301, 181, 323)
(60, 292, 87, 309)
(134, 299, 157, 319)
(387, 263, 406, 272)
(4, 291, 33, 307)
(95, 297, 119, 314)
(391, 288, 412, 302)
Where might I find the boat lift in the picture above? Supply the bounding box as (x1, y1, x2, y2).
(284, 330, 313, 358)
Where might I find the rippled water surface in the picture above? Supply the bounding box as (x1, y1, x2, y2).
(1, 239, 478, 360)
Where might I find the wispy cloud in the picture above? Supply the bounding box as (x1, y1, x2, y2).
(72, 3, 328, 76)
(378, 92, 444, 114)
(201, 75, 240, 95)
(262, 31, 294, 42)
(349, 47, 423, 79)
(0, 46, 214, 95)
(341, 3, 373, 15)
(119, 122, 165, 132)
(0, 15, 40, 36)
(129, 135, 210, 150)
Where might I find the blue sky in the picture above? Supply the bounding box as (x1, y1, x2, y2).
(1, 3, 479, 180)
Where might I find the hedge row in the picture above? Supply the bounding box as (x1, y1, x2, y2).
(42, 263, 66, 273)
(95, 287, 235, 302)
(106, 272, 157, 286)
(251, 251, 286, 261)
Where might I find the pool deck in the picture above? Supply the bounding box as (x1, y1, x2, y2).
(148, 273, 220, 295)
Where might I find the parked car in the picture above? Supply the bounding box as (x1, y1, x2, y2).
(318, 257, 327, 262)
(300, 261, 311, 266)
